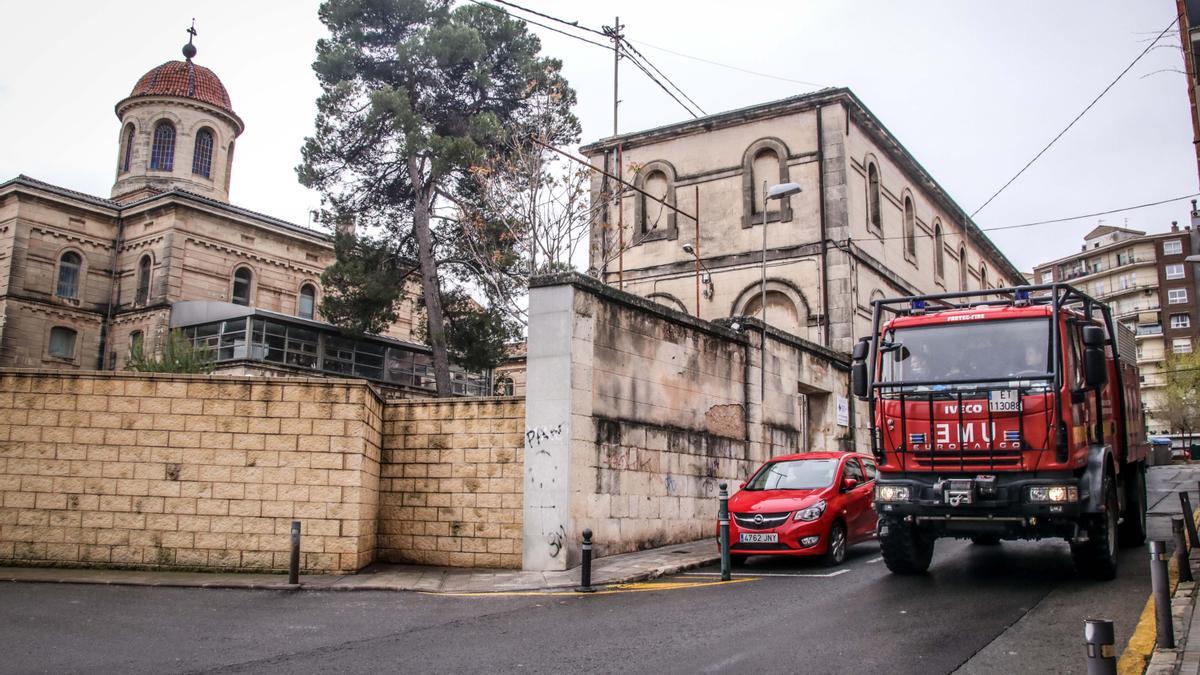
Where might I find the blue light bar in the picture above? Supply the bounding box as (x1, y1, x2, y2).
(911, 299, 926, 314)
(1014, 288, 1031, 306)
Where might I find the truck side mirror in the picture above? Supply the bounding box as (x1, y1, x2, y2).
(852, 339, 869, 361)
(851, 338, 870, 399)
(1083, 346, 1107, 388)
(1081, 325, 1105, 349)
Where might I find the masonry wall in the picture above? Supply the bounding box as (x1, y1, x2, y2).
(379, 398, 524, 569)
(0, 370, 381, 574)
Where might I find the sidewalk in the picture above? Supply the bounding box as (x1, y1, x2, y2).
(0, 538, 718, 594)
(1141, 463, 1200, 674)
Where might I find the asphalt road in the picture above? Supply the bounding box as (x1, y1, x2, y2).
(2, 464, 1196, 675)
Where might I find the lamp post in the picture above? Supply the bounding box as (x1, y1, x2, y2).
(760, 181, 803, 403)
(682, 243, 714, 316)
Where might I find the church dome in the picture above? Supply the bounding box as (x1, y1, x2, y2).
(128, 60, 233, 115)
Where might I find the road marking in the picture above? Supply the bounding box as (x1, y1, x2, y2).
(423, 577, 757, 597)
(868, 557, 883, 564)
(681, 569, 850, 578)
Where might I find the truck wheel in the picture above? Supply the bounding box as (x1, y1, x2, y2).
(880, 519, 934, 574)
(1118, 462, 1148, 548)
(970, 535, 1001, 546)
(1072, 477, 1119, 581)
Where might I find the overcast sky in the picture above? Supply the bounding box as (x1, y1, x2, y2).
(1, 1, 1195, 273)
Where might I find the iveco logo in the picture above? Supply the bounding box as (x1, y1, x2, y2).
(754, 514, 764, 525)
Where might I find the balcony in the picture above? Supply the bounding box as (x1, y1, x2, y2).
(1115, 304, 1160, 319)
(1135, 324, 1163, 337)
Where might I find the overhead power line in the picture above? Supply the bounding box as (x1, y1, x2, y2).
(619, 39, 707, 116)
(464, 0, 610, 49)
(627, 38, 826, 89)
(618, 43, 701, 118)
(970, 12, 1183, 218)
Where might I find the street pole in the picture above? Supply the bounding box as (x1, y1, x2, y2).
(719, 482, 731, 581)
(694, 185, 701, 316)
(1150, 540, 1175, 649)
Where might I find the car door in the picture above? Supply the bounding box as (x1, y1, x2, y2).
(859, 458, 880, 540)
(839, 458, 871, 542)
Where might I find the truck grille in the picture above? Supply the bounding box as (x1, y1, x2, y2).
(732, 512, 791, 530)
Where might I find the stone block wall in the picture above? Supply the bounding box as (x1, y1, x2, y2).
(379, 398, 524, 568)
(0, 370, 381, 574)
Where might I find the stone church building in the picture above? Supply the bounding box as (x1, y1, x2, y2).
(582, 88, 1025, 354)
(0, 40, 485, 396)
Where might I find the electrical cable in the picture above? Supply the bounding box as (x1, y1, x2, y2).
(626, 37, 826, 89)
(618, 43, 701, 118)
(463, 0, 611, 50)
(619, 39, 707, 116)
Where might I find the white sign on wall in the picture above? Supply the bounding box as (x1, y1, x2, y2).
(836, 396, 850, 427)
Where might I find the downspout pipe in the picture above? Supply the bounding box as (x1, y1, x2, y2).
(817, 105, 831, 347)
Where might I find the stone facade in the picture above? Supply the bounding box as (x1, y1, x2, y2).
(0, 370, 381, 573)
(581, 88, 1025, 356)
(379, 398, 524, 568)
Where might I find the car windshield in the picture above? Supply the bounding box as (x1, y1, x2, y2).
(879, 318, 1051, 385)
(745, 459, 837, 491)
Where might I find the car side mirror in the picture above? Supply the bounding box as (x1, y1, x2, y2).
(738, 482, 746, 489)
(841, 478, 859, 492)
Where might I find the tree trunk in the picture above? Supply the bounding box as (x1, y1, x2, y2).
(412, 178, 453, 397)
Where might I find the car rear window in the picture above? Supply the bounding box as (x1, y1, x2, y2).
(745, 459, 837, 491)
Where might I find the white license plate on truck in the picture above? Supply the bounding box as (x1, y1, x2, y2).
(740, 533, 778, 543)
(989, 389, 1021, 413)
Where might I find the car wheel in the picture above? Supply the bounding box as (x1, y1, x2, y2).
(1071, 476, 1119, 581)
(970, 535, 1001, 546)
(880, 518, 935, 574)
(822, 521, 847, 567)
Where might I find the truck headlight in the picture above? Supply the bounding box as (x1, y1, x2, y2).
(794, 499, 827, 521)
(877, 485, 911, 502)
(1028, 485, 1078, 503)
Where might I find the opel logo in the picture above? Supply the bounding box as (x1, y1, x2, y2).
(754, 514, 764, 525)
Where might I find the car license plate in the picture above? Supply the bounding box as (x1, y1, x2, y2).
(989, 389, 1021, 413)
(740, 533, 778, 544)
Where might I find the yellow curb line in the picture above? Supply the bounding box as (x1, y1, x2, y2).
(420, 577, 758, 598)
(1116, 508, 1196, 675)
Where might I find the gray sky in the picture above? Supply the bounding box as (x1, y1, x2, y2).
(1, 1, 1194, 272)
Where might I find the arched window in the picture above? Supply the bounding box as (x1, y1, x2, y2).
(933, 222, 945, 280)
(298, 283, 317, 319)
(56, 251, 82, 299)
(231, 267, 253, 306)
(135, 255, 152, 306)
(495, 376, 514, 396)
(48, 327, 77, 360)
(224, 141, 235, 192)
(903, 196, 916, 259)
(979, 263, 989, 290)
(120, 123, 135, 173)
(129, 331, 144, 359)
(150, 121, 176, 171)
(742, 138, 792, 227)
(867, 162, 881, 230)
(958, 245, 969, 291)
(192, 128, 214, 178)
(632, 160, 678, 242)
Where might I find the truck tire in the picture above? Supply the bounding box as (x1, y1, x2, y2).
(1118, 462, 1148, 548)
(1071, 477, 1119, 581)
(880, 519, 934, 574)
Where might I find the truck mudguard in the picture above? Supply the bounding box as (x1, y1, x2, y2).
(1080, 444, 1113, 514)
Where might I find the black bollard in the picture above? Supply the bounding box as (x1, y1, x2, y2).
(1149, 540, 1175, 649)
(1181, 492, 1200, 549)
(288, 520, 301, 585)
(1173, 516, 1194, 583)
(1083, 619, 1117, 675)
(576, 529, 595, 593)
(719, 482, 731, 581)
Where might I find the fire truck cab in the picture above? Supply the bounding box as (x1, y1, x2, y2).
(851, 284, 1149, 580)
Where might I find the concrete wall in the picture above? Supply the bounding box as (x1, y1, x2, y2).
(378, 398, 524, 568)
(0, 370, 381, 573)
(523, 273, 852, 571)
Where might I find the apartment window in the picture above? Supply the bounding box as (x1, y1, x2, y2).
(1040, 270, 1052, 284)
(1164, 239, 1183, 255)
(231, 267, 253, 306)
(129, 331, 144, 359)
(1174, 338, 1194, 354)
(1169, 288, 1188, 304)
(1092, 280, 1107, 296)
(1119, 272, 1137, 290)
(298, 283, 317, 320)
(1166, 263, 1185, 280)
(48, 327, 77, 360)
(56, 251, 82, 299)
(1171, 313, 1191, 329)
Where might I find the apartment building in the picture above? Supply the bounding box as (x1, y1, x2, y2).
(1032, 218, 1200, 434)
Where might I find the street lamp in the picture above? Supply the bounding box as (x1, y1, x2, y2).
(682, 243, 714, 315)
(760, 181, 802, 400)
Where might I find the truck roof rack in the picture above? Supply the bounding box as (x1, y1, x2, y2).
(872, 283, 1106, 322)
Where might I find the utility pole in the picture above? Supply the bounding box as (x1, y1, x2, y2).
(604, 17, 623, 135)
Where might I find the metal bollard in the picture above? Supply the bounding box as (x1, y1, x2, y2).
(719, 482, 731, 581)
(1149, 540, 1176, 649)
(1181, 492, 1200, 549)
(288, 520, 301, 585)
(1083, 619, 1117, 675)
(1173, 516, 1194, 583)
(576, 529, 595, 593)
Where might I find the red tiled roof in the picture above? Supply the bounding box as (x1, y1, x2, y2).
(129, 60, 233, 115)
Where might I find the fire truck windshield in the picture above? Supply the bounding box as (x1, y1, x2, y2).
(879, 318, 1051, 387)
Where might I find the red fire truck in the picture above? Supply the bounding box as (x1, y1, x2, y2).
(851, 284, 1149, 580)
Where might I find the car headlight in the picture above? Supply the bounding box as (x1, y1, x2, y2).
(876, 485, 911, 502)
(1028, 485, 1078, 503)
(794, 499, 827, 521)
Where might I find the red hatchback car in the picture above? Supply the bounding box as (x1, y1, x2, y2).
(722, 451, 878, 566)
